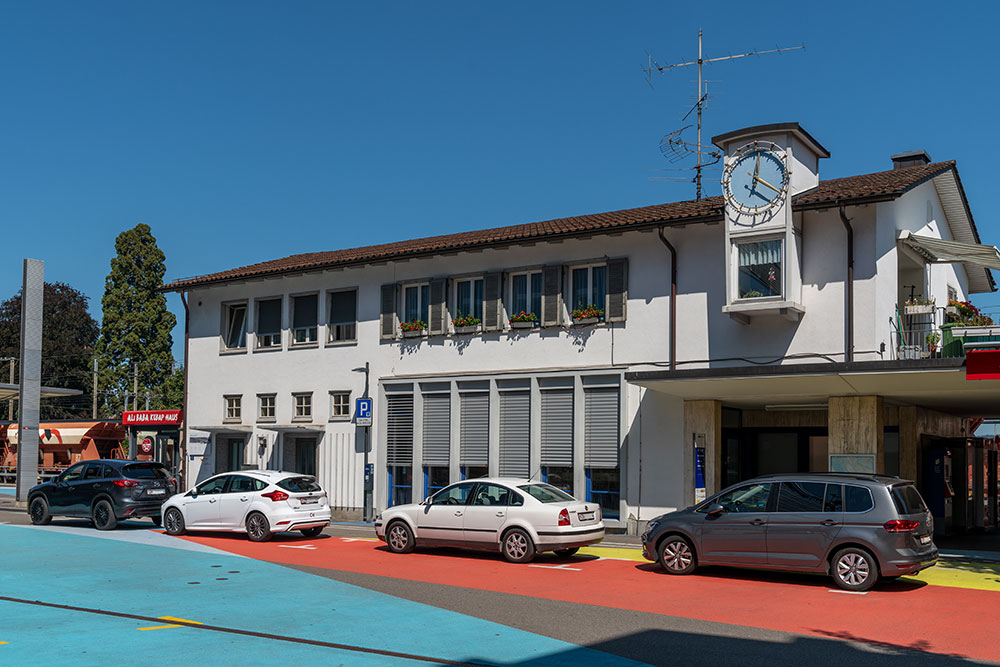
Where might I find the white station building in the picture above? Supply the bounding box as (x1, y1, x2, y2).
(164, 123, 1000, 533)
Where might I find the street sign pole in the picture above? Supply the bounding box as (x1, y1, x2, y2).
(353, 363, 374, 522)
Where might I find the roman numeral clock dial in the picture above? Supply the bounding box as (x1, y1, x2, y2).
(722, 142, 789, 226)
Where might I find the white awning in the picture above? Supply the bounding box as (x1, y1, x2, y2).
(900, 231, 1000, 291)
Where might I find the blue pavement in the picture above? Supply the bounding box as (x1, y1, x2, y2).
(0, 524, 645, 666)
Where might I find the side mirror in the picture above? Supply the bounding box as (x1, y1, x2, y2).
(187, 489, 198, 498)
(422, 496, 431, 505)
(706, 503, 725, 517)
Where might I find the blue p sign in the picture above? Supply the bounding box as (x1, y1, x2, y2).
(355, 398, 373, 426)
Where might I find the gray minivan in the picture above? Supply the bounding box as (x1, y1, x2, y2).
(640, 473, 937, 591)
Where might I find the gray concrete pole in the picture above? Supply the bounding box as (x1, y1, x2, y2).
(16, 259, 44, 503)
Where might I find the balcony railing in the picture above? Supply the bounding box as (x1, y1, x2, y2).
(891, 305, 1000, 360)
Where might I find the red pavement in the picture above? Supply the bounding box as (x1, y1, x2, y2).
(181, 533, 1000, 663)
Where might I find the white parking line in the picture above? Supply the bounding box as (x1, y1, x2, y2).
(528, 563, 581, 571)
(340, 537, 377, 542)
(277, 544, 317, 550)
(828, 589, 868, 595)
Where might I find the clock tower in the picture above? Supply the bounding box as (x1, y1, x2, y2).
(711, 123, 830, 323)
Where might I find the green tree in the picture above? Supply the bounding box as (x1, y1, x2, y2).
(95, 223, 176, 415)
(0, 282, 100, 420)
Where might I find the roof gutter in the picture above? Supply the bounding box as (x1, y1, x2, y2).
(657, 226, 677, 371)
(179, 290, 190, 490)
(839, 202, 854, 363)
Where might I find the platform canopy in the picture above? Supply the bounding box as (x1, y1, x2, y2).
(0, 383, 82, 402)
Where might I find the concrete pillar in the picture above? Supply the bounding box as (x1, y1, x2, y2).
(683, 400, 721, 501)
(828, 396, 884, 473)
(898, 405, 919, 482)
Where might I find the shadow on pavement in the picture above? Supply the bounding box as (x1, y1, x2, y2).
(634, 562, 928, 592)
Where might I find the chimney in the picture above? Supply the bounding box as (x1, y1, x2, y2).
(891, 150, 932, 170)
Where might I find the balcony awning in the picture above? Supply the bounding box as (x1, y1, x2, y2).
(900, 231, 1000, 291)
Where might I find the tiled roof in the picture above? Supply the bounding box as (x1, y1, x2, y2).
(163, 161, 958, 291)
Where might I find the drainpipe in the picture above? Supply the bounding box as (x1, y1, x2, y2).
(657, 226, 677, 371)
(179, 291, 190, 490)
(838, 203, 854, 363)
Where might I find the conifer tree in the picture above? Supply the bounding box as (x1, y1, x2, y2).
(95, 223, 177, 415)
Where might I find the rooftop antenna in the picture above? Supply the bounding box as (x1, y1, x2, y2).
(645, 30, 804, 200)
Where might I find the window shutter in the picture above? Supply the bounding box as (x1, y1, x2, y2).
(257, 299, 281, 334)
(606, 258, 628, 322)
(386, 394, 414, 466)
(540, 389, 573, 466)
(428, 278, 447, 335)
(329, 290, 356, 325)
(459, 392, 489, 466)
(380, 284, 397, 340)
(422, 394, 450, 466)
(584, 387, 620, 468)
(541, 265, 563, 327)
(499, 391, 530, 477)
(293, 294, 317, 328)
(482, 272, 502, 331)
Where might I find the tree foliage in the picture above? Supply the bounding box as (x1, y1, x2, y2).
(0, 282, 100, 420)
(95, 224, 177, 415)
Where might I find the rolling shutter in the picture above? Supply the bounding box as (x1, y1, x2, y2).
(606, 258, 628, 323)
(386, 394, 413, 466)
(459, 392, 489, 466)
(540, 389, 573, 466)
(541, 265, 563, 327)
(498, 391, 530, 477)
(380, 284, 397, 340)
(256, 299, 281, 334)
(422, 394, 450, 466)
(584, 387, 619, 468)
(428, 278, 448, 335)
(482, 272, 502, 331)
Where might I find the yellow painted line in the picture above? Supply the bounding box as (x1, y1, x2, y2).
(0, 641, 7, 644)
(904, 561, 1000, 593)
(579, 546, 646, 562)
(138, 616, 203, 631)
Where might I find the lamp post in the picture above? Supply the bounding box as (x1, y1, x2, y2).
(351, 362, 373, 522)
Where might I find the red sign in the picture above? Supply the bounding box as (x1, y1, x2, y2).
(122, 410, 183, 426)
(966, 350, 1000, 380)
(141, 437, 153, 454)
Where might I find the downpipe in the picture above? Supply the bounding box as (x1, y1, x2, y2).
(657, 226, 677, 371)
(838, 203, 854, 363)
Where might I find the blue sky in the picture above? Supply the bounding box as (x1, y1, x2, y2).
(2, 1, 998, 361)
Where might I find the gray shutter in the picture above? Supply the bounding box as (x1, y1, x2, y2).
(540, 389, 573, 466)
(459, 392, 489, 466)
(584, 387, 620, 468)
(606, 258, 628, 323)
(541, 265, 563, 327)
(293, 294, 317, 328)
(482, 272, 502, 331)
(422, 394, 450, 466)
(380, 284, 397, 340)
(428, 278, 447, 335)
(499, 391, 530, 477)
(386, 394, 413, 466)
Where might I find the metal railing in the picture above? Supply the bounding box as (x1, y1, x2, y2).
(891, 304, 1000, 360)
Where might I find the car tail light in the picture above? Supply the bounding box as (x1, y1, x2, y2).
(558, 508, 571, 526)
(884, 520, 920, 533)
(113, 480, 139, 488)
(262, 490, 289, 502)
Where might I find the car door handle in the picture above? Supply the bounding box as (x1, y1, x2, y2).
(495, 512, 505, 517)
(749, 519, 766, 526)
(240, 496, 249, 502)
(821, 519, 839, 526)
(454, 511, 463, 517)
(209, 498, 217, 503)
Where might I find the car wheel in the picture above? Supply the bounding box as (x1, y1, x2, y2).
(164, 508, 186, 536)
(386, 521, 415, 554)
(554, 547, 579, 557)
(658, 535, 696, 575)
(150, 515, 162, 527)
(832, 547, 878, 592)
(28, 496, 51, 525)
(299, 526, 324, 538)
(502, 528, 536, 564)
(92, 499, 118, 531)
(246, 512, 272, 542)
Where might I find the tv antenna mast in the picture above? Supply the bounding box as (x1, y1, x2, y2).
(645, 30, 804, 200)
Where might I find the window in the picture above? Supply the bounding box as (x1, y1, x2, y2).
(291, 294, 318, 344)
(257, 394, 276, 422)
(737, 239, 782, 299)
(571, 265, 607, 311)
(454, 278, 484, 321)
(431, 482, 474, 505)
(228, 476, 265, 493)
(278, 477, 322, 493)
(472, 483, 511, 506)
(518, 483, 575, 503)
(330, 391, 350, 420)
(255, 298, 282, 349)
(425, 467, 450, 497)
(703, 483, 772, 513)
(461, 466, 488, 480)
(844, 485, 875, 513)
(60, 463, 86, 483)
(223, 303, 247, 349)
(224, 395, 242, 422)
(122, 463, 169, 479)
(403, 283, 430, 325)
(328, 290, 357, 342)
(824, 484, 843, 512)
(83, 463, 103, 480)
(543, 467, 573, 494)
(775, 482, 825, 512)
(891, 484, 928, 515)
(388, 465, 412, 507)
(195, 475, 229, 495)
(510, 271, 542, 320)
(293, 392, 313, 421)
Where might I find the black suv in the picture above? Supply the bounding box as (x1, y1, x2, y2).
(27, 459, 177, 530)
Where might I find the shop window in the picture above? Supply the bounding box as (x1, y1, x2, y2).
(737, 239, 782, 299)
(223, 302, 247, 350)
(291, 294, 318, 344)
(255, 298, 282, 349)
(224, 395, 242, 422)
(293, 392, 313, 421)
(328, 289, 357, 343)
(454, 278, 484, 322)
(424, 466, 450, 498)
(388, 466, 412, 507)
(461, 466, 488, 480)
(510, 271, 542, 321)
(571, 265, 607, 312)
(542, 466, 573, 494)
(329, 391, 350, 420)
(257, 394, 276, 422)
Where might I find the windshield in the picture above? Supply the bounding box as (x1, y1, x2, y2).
(122, 463, 169, 480)
(277, 476, 322, 493)
(517, 483, 575, 503)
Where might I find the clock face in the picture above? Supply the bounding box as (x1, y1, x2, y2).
(722, 143, 789, 221)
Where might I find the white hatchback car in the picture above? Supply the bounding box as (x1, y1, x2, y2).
(161, 470, 331, 542)
(374, 478, 604, 563)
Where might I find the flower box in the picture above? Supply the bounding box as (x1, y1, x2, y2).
(950, 325, 1000, 338)
(946, 306, 959, 316)
(453, 325, 480, 335)
(402, 329, 425, 339)
(904, 304, 934, 315)
(510, 320, 537, 329)
(573, 317, 600, 326)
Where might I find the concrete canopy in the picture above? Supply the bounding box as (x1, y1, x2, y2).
(0, 383, 82, 402)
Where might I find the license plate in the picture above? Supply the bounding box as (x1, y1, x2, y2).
(146, 489, 165, 496)
(300, 498, 318, 505)
(578, 511, 595, 521)
(919, 534, 932, 545)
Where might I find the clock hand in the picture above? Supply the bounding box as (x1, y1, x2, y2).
(754, 153, 760, 182)
(753, 175, 783, 195)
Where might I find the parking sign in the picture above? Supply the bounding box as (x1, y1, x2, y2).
(355, 397, 373, 426)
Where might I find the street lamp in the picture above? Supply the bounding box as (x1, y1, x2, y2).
(351, 363, 373, 522)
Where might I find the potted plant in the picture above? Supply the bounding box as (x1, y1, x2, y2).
(925, 331, 940, 354)
(509, 310, 538, 329)
(452, 313, 482, 335)
(944, 299, 998, 345)
(400, 319, 426, 338)
(571, 304, 604, 325)
(904, 297, 935, 315)
(739, 290, 764, 299)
